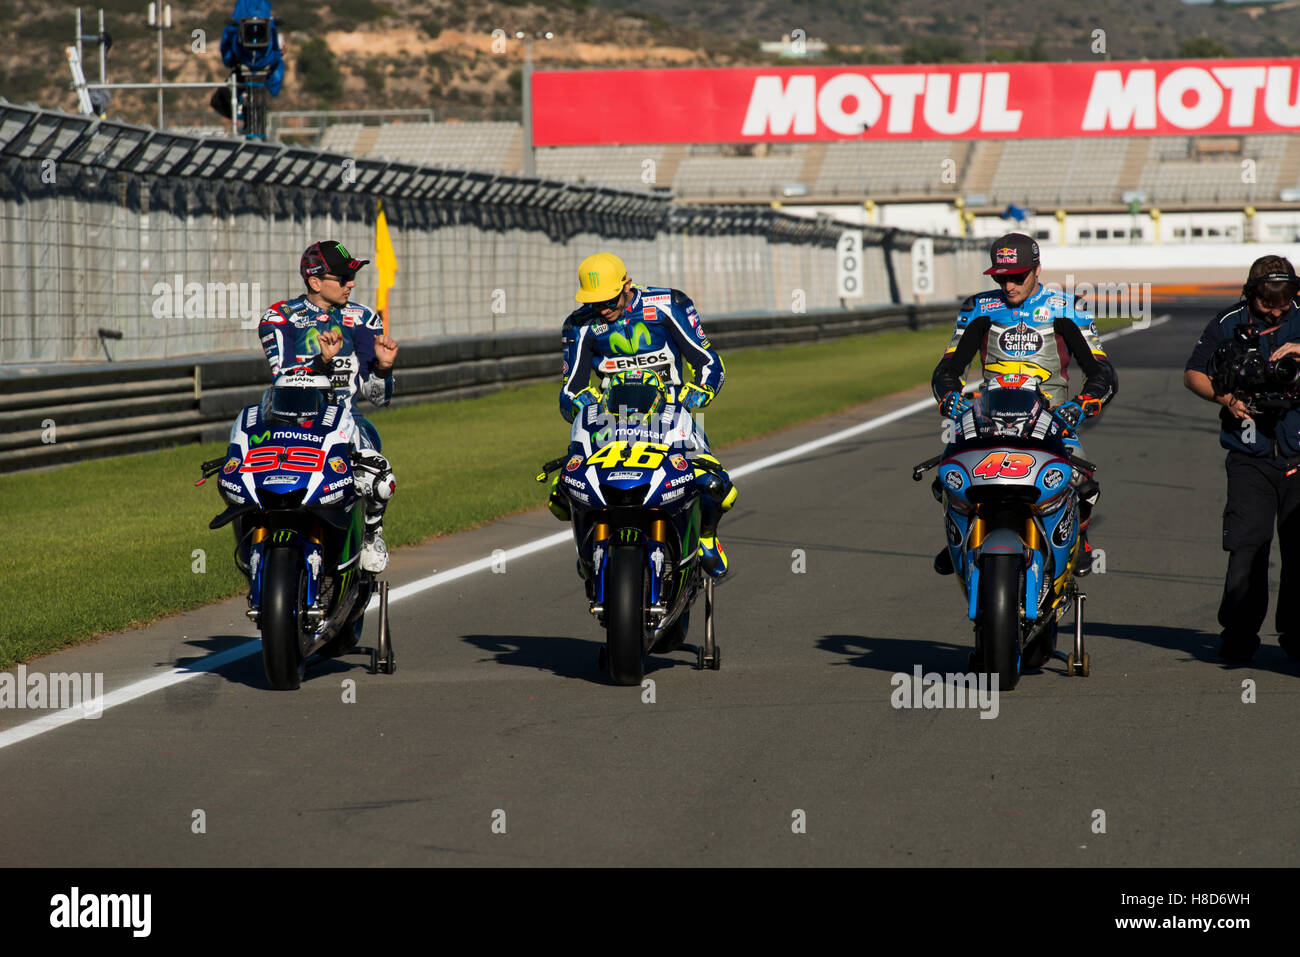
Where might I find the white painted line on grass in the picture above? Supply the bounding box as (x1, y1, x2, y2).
(0, 314, 1168, 750)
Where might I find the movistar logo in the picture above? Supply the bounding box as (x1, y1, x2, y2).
(608, 322, 652, 355)
(250, 431, 270, 444)
(304, 324, 341, 354)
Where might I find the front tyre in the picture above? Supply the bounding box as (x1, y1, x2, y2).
(261, 546, 305, 690)
(978, 553, 1023, 692)
(605, 545, 648, 685)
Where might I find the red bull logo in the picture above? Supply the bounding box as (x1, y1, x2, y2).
(996, 247, 1018, 264)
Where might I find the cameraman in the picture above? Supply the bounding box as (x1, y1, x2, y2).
(1184, 255, 1300, 663)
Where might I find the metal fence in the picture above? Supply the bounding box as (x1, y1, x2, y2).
(0, 101, 983, 365)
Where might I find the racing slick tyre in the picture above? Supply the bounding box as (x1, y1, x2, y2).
(261, 547, 306, 690)
(606, 546, 648, 685)
(978, 554, 1023, 692)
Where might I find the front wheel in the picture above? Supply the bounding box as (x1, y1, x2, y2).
(261, 546, 305, 690)
(605, 546, 648, 685)
(977, 553, 1023, 692)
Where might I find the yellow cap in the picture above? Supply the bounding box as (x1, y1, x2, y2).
(575, 252, 628, 303)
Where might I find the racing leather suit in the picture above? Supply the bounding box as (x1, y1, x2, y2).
(258, 294, 396, 535)
(931, 284, 1117, 557)
(556, 285, 735, 571)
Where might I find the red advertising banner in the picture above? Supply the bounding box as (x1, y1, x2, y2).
(531, 59, 1300, 145)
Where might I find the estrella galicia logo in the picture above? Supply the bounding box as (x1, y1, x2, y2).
(1042, 467, 1066, 490)
(944, 468, 964, 491)
(997, 322, 1044, 358)
(249, 431, 271, 445)
(945, 514, 962, 546)
(1051, 505, 1076, 547)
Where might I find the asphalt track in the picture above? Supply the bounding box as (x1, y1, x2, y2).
(2, 305, 1298, 868)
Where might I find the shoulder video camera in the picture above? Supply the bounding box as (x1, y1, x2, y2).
(1208, 325, 1300, 415)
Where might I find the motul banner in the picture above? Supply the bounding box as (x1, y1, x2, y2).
(531, 59, 1300, 145)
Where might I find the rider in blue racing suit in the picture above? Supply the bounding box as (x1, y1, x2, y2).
(258, 240, 400, 572)
(552, 252, 737, 577)
(931, 233, 1117, 576)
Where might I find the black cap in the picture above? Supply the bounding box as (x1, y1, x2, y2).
(984, 233, 1040, 275)
(300, 240, 370, 282)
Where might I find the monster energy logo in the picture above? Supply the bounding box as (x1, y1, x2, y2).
(608, 322, 652, 355)
(588, 271, 599, 286)
(335, 242, 351, 259)
(273, 530, 292, 543)
(619, 528, 639, 542)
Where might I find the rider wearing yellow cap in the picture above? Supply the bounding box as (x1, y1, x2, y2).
(553, 253, 736, 577)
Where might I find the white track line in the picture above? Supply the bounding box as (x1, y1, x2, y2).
(0, 315, 1166, 751)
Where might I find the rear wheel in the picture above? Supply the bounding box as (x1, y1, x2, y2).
(605, 546, 648, 685)
(978, 554, 1023, 692)
(261, 547, 305, 690)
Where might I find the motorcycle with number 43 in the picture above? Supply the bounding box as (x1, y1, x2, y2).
(537, 380, 722, 685)
(912, 373, 1095, 690)
(197, 373, 395, 690)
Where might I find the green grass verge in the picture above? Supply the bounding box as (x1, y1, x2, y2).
(1, 316, 1131, 666)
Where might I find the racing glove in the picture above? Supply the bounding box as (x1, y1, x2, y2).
(939, 390, 972, 420)
(570, 386, 601, 417)
(1053, 401, 1084, 430)
(679, 382, 715, 410)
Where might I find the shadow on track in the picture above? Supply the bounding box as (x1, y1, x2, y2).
(460, 634, 698, 684)
(175, 634, 369, 690)
(818, 633, 970, 674)
(1089, 621, 1300, 673)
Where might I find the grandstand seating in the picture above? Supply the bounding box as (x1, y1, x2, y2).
(302, 117, 1300, 208)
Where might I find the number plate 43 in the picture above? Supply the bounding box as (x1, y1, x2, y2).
(972, 451, 1036, 480)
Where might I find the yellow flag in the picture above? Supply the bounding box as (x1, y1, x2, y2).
(375, 200, 398, 335)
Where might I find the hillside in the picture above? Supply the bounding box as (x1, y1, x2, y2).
(4, 0, 1300, 131)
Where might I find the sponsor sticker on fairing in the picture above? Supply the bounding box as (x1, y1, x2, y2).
(606, 471, 644, 481)
(329, 456, 348, 474)
(670, 454, 688, 470)
(223, 457, 240, 474)
(566, 455, 583, 472)
(1043, 467, 1066, 490)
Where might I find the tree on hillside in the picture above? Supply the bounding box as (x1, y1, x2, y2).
(297, 37, 343, 103)
(1178, 35, 1232, 58)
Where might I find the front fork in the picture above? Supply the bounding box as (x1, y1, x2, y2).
(246, 526, 326, 624)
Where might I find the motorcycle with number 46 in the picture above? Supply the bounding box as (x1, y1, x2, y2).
(912, 373, 1094, 690)
(537, 379, 722, 685)
(197, 373, 395, 690)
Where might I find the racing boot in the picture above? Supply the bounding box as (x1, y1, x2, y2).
(934, 548, 954, 575)
(353, 449, 396, 574)
(1073, 477, 1100, 577)
(548, 473, 570, 521)
(695, 463, 737, 578)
